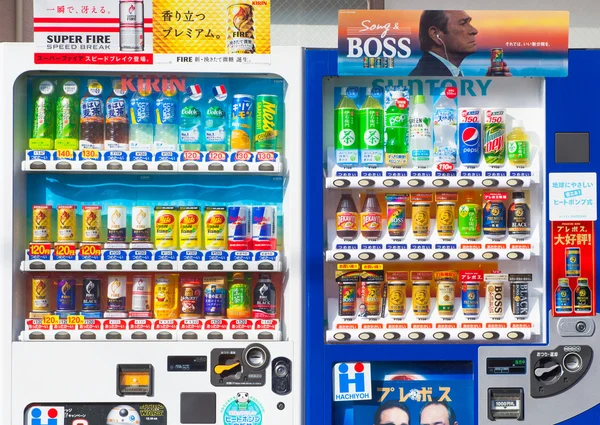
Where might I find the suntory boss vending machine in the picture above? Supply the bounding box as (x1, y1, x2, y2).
(0, 1, 304, 424)
(305, 9, 600, 425)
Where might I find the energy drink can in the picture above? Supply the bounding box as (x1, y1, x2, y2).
(227, 3, 255, 54)
(203, 276, 227, 318)
(179, 207, 202, 250)
(231, 95, 254, 151)
(154, 206, 178, 249)
(252, 206, 277, 250)
(180, 279, 203, 318)
(31, 276, 51, 314)
(82, 205, 101, 243)
(555, 278, 573, 313)
(204, 206, 227, 249)
(119, 0, 144, 52)
(486, 281, 505, 320)
(490, 48, 504, 76)
(369, 57, 375, 68)
(412, 280, 431, 318)
(386, 274, 407, 318)
(437, 280, 455, 318)
(154, 274, 179, 319)
(436, 202, 455, 239)
(566, 248, 581, 277)
(483, 109, 506, 165)
(483, 200, 506, 239)
(32, 205, 52, 243)
(57, 205, 76, 243)
(412, 202, 430, 240)
(254, 95, 279, 151)
(386, 196, 407, 239)
(107, 275, 127, 311)
(81, 277, 102, 311)
(575, 278, 592, 313)
(461, 282, 480, 318)
(132, 206, 151, 243)
(56, 277, 76, 311)
(107, 206, 126, 243)
(510, 280, 529, 318)
(131, 275, 152, 313)
(228, 206, 251, 250)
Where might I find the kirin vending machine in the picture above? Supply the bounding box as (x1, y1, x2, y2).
(0, 23, 304, 425)
(305, 9, 600, 425)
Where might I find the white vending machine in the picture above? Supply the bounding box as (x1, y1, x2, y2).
(0, 42, 304, 425)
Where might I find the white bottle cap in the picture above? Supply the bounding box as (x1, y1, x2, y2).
(513, 120, 524, 129)
(341, 87, 347, 96)
(365, 87, 372, 96)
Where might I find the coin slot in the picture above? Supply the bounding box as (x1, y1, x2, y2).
(563, 353, 583, 372)
(244, 344, 270, 370)
(383, 179, 399, 187)
(333, 179, 350, 188)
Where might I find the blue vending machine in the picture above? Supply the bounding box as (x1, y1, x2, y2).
(305, 8, 600, 424)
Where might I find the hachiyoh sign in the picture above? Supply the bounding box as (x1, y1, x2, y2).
(338, 10, 568, 77)
(25, 403, 167, 425)
(33, 0, 270, 65)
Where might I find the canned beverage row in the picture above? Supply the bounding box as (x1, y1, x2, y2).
(334, 84, 530, 169)
(32, 204, 277, 250)
(30, 272, 278, 320)
(362, 57, 396, 69)
(336, 191, 531, 241)
(29, 78, 280, 153)
(337, 270, 531, 321)
(555, 277, 591, 314)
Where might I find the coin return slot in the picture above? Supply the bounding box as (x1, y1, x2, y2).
(117, 364, 153, 396)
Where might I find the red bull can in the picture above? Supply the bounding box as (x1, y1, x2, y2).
(252, 206, 277, 250)
(458, 108, 482, 166)
(228, 206, 251, 250)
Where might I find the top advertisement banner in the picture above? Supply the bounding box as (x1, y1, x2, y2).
(33, 0, 270, 66)
(338, 10, 569, 77)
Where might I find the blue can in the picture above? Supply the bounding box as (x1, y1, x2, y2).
(204, 278, 227, 317)
(231, 94, 255, 150)
(56, 277, 76, 311)
(461, 282, 480, 317)
(555, 278, 573, 313)
(483, 200, 506, 239)
(252, 206, 276, 250)
(228, 206, 250, 250)
(565, 248, 580, 277)
(458, 108, 482, 166)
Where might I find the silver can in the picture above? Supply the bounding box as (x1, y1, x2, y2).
(132, 206, 151, 243)
(119, 0, 144, 52)
(131, 275, 152, 312)
(107, 206, 127, 243)
(486, 281, 505, 320)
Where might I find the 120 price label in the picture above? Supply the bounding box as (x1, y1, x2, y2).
(29, 243, 51, 256)
(42, 315, 60, 325)
(80, 245, 101, 257)
(54, 244, 75, 257)
(67, 315, 85, 325)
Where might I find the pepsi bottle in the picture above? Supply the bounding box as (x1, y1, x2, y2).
(458, 108, 482, 166)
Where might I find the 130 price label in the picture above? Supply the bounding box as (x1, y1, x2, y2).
(42, 315, 60, 326)
(256, 151, 276, 162)
(81, 149, 99, 159)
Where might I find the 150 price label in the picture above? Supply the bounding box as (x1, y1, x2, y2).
(42, 315, 60, 325)
(67, 315, 85, 325)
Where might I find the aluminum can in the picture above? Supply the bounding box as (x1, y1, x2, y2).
(120, 0, 144, 52)
(132, 206, 151, 243)
(461, 282, 480, 318)
(375, 57, 382, 68)
(31, 276, 51, 313)
(82, 205, 101, 242)
(483, 201, 506, 239)
(179, 207, 202, 250)
(369, 57, 375, 68)
(107, 275, 127, 311)
(254, 95, 279, 150)
(154, 206, 178, 249)
(180, 279, 203, 318)
(82, 277, 102, 311)
(566, 248, 580, 277)
(203, 276, 227, 318)
(363, 57, 369, 68)
(204, 206, 227, 249)
(437, 280, 455, 318)
(107, 206, 127, 243)
(411, 202, 430, 240)
(365, 282, 382, 317)
(575, 278, 592, 313)
(483, 109, 506, 165)
(491, 48, 504, 75)
(338, 281, 357, 317)
(387, 200, 407, 239)
(387, 279, 407, 317)
(131, 275, 152, 312)
(57, 205, 76, 243)
(227, 3, 255, 54)
(555, 278, 573, 313)
(228, 206, 251, 250)
(154, 275, 179, 319)
(388, 57, 395, 68)
(486, 281, 505, 319)
(231, 95, 254, 151)
(56, 277, 76, 311)
(458, 108, 482, 166)
(252, 206, 277, 249)
(436, 202, 455, 239)
(510, 281, 529, 318)
(32, 205, 52, 243)
(412, 280, 431, 318)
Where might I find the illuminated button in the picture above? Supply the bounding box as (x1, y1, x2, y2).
(457, 179, 474, 187)
(458, 332, 474, 340)
(457, 252, 474, 260)
(507, 178, 524, 188)
(407, 179, 424, 187)
(433, 252, 450, 260)
(333, 179, 350, 188)
(358, 252, 375, 261)
(383, 179, 400, 187)
(358, 179, 375, 187)
(482, 251, 499, 260)
(383, 332, 400, 341)
(383, 252, 400, 260)
(507, 331, 524, 340)
(483, 331, 499, 340)
(408, 332, 425, 341)
(507, 251, 524, 260)
(333, 332, 351, 341)
(432, 179, 449, 187)
(359, 332, 375, 341)
(408, 252, 425, 260)
(333, 252, 351, 261)
(482, 178, 499, 187)
(433, 332, 450, 341)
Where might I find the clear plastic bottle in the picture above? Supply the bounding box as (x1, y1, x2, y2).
(129, 82, 154, 151)
(359, 87, 384, 166)
(154, 87, 179, 151)
(179, 93, 203, 151)
(204, 101, 228, 151)
(409, 95, 433, 167)
(433, 92, 458, 165)
(105, 79, 129, 150)
(334, 87, 360, 166)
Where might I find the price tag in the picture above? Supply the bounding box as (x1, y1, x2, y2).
(256, 151, 277, 162)
(183, 150, 202, 161)
(42, 315, 60, 326)
(233, 151, 253, 162)
(29, 243, 52, 257)
(81, 149, 99, 159)
(67, 315, 85, 325)
(56, 149, 74, 159)
(54, 244, 76, 258)
(206, 151, 228, 162)
(79, 244, 102, 257)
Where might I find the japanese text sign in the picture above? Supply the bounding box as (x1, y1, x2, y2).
(338, 10, 568, 77)
(549, 173, 597, 221)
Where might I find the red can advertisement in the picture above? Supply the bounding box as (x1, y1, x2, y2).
(551, 221, 595, 316)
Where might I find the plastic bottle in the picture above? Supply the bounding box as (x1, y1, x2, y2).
(409, 95, 433, 167)
(179, 92, 203, 151)
(360, 192, 382, 240)
(105, 79, 129, 150)
(458, 192, 482, 239)
(252, 273, 277, 319)
(507, 120, 530, 167)
(204, 101, 228, 151)
(129, 83, 154, 151)
(227, 272, 251, 319)
(55, 80, 79, 150)
(508, 192, 530, 238)
(433, 92, 458, 165)
(30, 80, 56, 150)
(334, 87, 360, 166)
(154, 87, 179, 151)
(336, 194, 359, 240)
(384, 86, 409, 167)
(359, 87, 384, 166)
(80, 80, 105, 150)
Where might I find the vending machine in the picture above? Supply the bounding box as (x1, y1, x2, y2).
(305, 9, 600, 425)
(0, 39, 304, 424)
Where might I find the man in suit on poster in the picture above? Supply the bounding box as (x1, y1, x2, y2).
(373, 401, 411, 425)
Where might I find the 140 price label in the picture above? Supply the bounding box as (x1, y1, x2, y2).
(56, 149, 74, 159)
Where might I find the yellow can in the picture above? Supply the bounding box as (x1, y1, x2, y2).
(154, 206, 178, 249)
(436, 202, 455, 239)
(57, 205, 77, 243)
(386, 272, 407, 317)
(226, 4, 255, 54)
(412, 281, 431, 318)
(412, 202, 430, 239)
(204, 206, 227, 249)
(82, 205, 101, 242)
(154, 274, 179, 319)
(32, 205, 52, 243)
(31, 276, 51, 313)
(437, 280, 456, 318)
(179, 206, 202, 249)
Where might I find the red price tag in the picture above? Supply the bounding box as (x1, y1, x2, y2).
(183, 151, 201, 161)
(256, 151, 276, 162)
